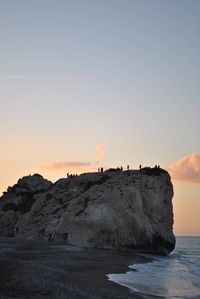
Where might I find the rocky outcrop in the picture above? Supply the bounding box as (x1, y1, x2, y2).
(0, 169, 175, 255)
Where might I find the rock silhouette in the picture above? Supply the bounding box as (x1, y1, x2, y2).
(0, 169, 175, 255)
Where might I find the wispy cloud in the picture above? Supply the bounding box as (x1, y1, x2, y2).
(40, 161, 92, 171)
(168, 153, 200, 184)
(39, 145, 106, 174)
(96, 144, 105, 163)
(0, 75, 25, 80)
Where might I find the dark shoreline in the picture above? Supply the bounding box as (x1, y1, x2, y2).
(0, 237, 156, 299)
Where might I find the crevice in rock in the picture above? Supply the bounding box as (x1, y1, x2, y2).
(76, 197, 90, 216)
(82, 175, 110, 193)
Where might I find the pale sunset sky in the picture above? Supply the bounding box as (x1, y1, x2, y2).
(0, 0, 199, 236)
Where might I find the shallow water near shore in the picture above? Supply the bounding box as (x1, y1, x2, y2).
(107, 236, 200, 298)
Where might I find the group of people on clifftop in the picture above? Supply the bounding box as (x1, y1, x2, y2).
(97, 164, 161, 173)
(66, 165, 162, 178)
(98, 166, 126, 172)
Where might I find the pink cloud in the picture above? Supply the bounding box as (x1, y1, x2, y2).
(168, 153, 200, 184)
(40, 161, 91, 171)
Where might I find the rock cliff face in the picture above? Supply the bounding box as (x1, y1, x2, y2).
(0, 169, 175, 255)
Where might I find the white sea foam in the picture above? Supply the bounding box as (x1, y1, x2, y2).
(107, 237, 200, 298)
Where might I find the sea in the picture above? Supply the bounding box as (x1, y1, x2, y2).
(107, 237, 200, 299)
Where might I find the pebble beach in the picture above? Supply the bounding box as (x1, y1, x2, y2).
(0, 237, 152, 299)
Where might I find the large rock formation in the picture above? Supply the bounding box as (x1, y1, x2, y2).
(0, 168, 175, 255)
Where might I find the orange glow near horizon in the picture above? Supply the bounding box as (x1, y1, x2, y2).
(173, 184, 200, 236)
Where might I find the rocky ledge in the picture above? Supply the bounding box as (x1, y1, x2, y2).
(0, 168, 175, 255)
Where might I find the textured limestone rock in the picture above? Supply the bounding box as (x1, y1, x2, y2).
(0, 169, 175, 254)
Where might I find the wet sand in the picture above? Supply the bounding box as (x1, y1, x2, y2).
(0, 237, 154, 299)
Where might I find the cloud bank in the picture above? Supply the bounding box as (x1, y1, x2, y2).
(168, 153, 200, 184)
(40, 161, 91, 171)
(96, 144, 105, 163)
